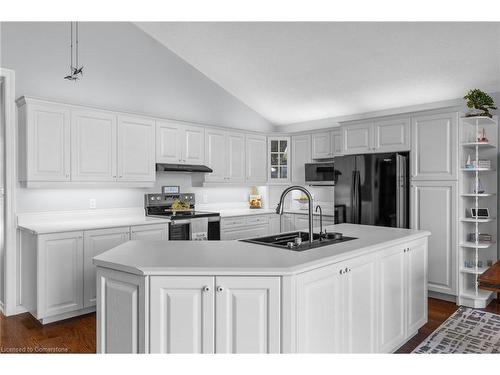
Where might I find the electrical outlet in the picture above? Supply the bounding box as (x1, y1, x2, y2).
(202, 193, 208, 204)
(89, 198, 97, 209)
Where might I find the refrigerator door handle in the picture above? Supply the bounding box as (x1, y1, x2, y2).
(351, 170, 361, 224)
(396, 154, 408, 228)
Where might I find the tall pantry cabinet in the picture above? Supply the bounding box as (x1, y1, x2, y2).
(410, 111, 459, 298)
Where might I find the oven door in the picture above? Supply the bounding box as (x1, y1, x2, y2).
(168, 220, 191, 240)
(305, 162, 335, 186)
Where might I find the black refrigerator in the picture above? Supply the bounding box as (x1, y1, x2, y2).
(334, 152, 409, 228)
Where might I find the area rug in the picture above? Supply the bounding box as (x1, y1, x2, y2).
(413, 306, 500, 353)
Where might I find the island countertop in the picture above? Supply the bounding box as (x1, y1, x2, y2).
(93, 223, 430, 276)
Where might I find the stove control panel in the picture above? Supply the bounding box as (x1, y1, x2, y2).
(144, 193, 195, 207)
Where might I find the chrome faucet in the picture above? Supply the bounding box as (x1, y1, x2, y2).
(276, 186, 314, 243)
(315, 204, 324, 238)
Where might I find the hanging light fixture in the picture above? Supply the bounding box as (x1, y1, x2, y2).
(64, 22, 84, 81)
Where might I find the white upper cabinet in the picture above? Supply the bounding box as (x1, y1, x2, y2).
(342, 122, 373, 154)
(291, 134, 311, 183)
(205, 128, 228, 182)
(373, 117, 410, 152)
(205, 129, 246, 183)
(331, 129, 343, 155)
(215, 276, 281, 353)
(19, 100, 71, 181)
(245, 134, 267, 184)
(268, 137, 290, 183)
(411, 112, 458, 180)
(71, 109, 117, 181)
(226, 132, 246, 183)
(312, 132, 331, 159)
(182, 125, 205, 164)
(156, 121, 183, 163)
(117, 115, 155, 181)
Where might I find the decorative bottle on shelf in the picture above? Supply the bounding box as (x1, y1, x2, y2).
(465, 154, 472, 168)
(472, 178, 485, 194)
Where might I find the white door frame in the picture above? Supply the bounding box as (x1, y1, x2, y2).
(0, 68, 17, 316)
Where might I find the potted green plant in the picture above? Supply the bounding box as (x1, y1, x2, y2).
(463, 89, 497, 118)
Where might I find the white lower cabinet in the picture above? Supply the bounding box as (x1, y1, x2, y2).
(149, 275, 280, 354)
(37, 231, 84, 318)
(150, 276, 215, 353)
(130, 224, 168, 240)
(221, 215, 270, 240)
(84, 227, 130, 308)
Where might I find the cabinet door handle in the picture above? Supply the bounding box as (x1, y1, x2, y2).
(216, 286, 224, 293)
(339, 269, 344, 275)
(203, 285, 211, 292)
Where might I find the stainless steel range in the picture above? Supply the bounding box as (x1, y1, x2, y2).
(144, 193, 220, 240)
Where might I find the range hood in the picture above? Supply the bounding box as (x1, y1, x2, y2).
(156, 163, 213, 173)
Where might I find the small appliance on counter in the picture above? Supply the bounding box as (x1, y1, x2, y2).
(144, 192, 220, 240)
(249, 186, 262, 209)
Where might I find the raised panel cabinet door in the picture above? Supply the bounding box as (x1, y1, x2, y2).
(150, 276, 215, 353)
(227, 132, 246, 183)
(37, 231, 83, 318)
(27, 103, 71, 181)
(343, 254, 377, 353)
(411, 112, 458, 180)
(156, 121, 182, 163)
(96, 268, 146, 353)
(342, 123, 373, 154)
(377, 245, 405, 353)
(204, 129, 227, 182)
(117, 115, 155, 181)
(331, 129, 343, 155)
(406, 240, 428, 335)
(245, 134, 267, 183)
(410, 181, 456, 295)
(183, 125, 205, 164)
(130, 224, 168, 241)
(296, 263, 343, 353)
(373, 117, 410, 152)
(311, 132, 331, 159)
(215, 276, 280, 353)
(291, 134, 311, 183)
(71, 109, 117, 181)
(83, 227, 130, 308)
(294, 214, 309, 230)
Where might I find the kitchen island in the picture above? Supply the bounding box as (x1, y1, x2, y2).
(93, 223, 430, 354)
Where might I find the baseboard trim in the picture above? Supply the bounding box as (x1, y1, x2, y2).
(39, 306, 96, 325)
(0, 300, 4, 315)
(428, 290, 457, 303)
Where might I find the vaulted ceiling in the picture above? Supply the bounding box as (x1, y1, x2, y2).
(136, 22, 500, 126)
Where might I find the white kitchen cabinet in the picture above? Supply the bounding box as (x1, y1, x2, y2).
(411, 111, 458, 180)
(71, 109, 117, 181)
(411, 180, 457, 296)
(149, 276, 215, 353)
(343, 254, 377, 353)
(117, 115, 155, 182)
(312, 132, 331, 159)
(342, 122, 373, 154)
(268, 137, 290, 183)
(83, 227, 130, 308)
(216, 276, 281, 353)
(377, 240, 427, 353)
(291, 134, 311, 183)
(331, 129, 343, 155)
(227, 132, 246, 183)
(38, 231, 84, 319)
(296, 262, 344, 353)
(281, 213, 295, 232)
(156, 121, 205, 165)
(245, 134, 267, 184)
(130, 224, 168, 241)
(18, 99, 71, 182)
(377, 245, 406, 353)
(221, 215, 269, 240)
(269, 214, 280, 234)
(294, 213, 310, 230)
(373, 117, 410, 152)
(205, 129, 245, 183)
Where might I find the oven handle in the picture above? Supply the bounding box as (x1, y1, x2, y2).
(169, 219, 192, 225)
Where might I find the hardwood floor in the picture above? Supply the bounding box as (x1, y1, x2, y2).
(1, 297, 499, 353)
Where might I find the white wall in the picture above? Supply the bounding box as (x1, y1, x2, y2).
(0, 22, 272, 133)
(15, 173, 256, 213)
(0, 79, 4, 307)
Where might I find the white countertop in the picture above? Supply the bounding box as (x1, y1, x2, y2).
(218, 208, 334, 218)
(17, 208, 170, 234)
(93, 223, 430, 276)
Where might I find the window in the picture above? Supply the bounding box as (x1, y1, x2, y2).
(268, 137, 290, 182)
